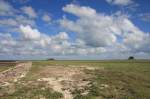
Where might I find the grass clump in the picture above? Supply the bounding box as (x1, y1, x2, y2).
(0, 82, 63, 99)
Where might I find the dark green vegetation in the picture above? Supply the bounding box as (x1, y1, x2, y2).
(0, 60, 150, 99)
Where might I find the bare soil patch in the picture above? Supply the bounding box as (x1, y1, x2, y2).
(37, 66, 96, 99)
(0, 64, 100, 99)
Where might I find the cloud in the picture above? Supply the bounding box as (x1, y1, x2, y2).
(60, 4, 150, 54)
(20, 25, 41, 40)
(0, 22, 149, 59)
(0, 15, 36, 35)
(106, 0, 133, 6)
(20, 25, 52, 47)
(106, 0, 138, 12)
(19, 25, 72, 53)
(0, 1, 149, 59)
(42, 14, 51, 22)
(15, 15, 36, 26)
(0, 0, 12, 11)
(0, 15, 36, 28)
(0, 33, 16, 55)
(0, 24, 107, 57)
(0, 33, 16, 46)
(21, 6, 37, 18)
(0, 0, 15, 16)
(139, 13, 150, 22)
(53, 32, 69, 40)
(63, 4, 96, 18)
(61, 4, 117, 47)
(12, 0, 29, 4)
(0, 26, 53, 55)
(0, 19, 17, 26)
(0, 1, 36, 33)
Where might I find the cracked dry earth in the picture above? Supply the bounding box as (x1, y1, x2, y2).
(37, 66, 96, 99)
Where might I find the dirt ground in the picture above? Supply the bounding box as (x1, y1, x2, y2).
(1, 60, 149, 99)
(37, 65, 98, 99)
(0, 63, 100, 99)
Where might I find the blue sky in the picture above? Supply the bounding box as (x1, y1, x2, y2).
(0, 0, 150, 60)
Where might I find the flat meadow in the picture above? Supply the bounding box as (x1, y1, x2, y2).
(0, 60, 150, 99)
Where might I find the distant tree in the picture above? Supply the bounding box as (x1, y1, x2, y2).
(47, 58, 55, 60)
(128, 56, 134, 60)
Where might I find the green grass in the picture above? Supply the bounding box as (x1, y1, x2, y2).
(32, 59, 150, 66)
(1, 60, 150, 99)
(0, 62, 16, 72)
(31, 60, 150, 99)
(0, 82, 63, 99)
(0, 66, 11, 72)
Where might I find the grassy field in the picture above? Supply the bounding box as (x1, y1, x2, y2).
(0, 62, 16, 72)
(0, 60, 150, 99)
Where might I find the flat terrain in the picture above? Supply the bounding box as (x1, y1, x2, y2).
(0, 62, 16, 72)
(0, 60, 150, 99)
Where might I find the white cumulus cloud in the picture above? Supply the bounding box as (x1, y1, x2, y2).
(0, 0, 15, 16)
(20, 25, 41, 40)
(106, 0, 133, 6)
(60, 4, 150, 54)
(42, 14, 51, 22)
(21, 6, 37, 18)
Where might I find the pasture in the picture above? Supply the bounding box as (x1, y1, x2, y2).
(0, 60, 150, 99)
(0, 61, 16, 72)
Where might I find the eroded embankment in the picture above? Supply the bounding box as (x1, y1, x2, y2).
(0, 62, 32, 83)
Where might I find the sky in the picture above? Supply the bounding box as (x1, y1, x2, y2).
(0, 0, 150, 60)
